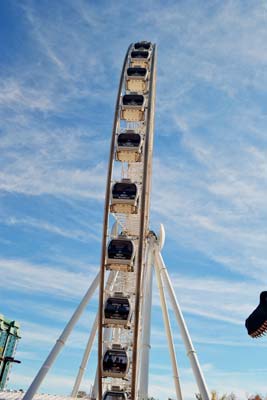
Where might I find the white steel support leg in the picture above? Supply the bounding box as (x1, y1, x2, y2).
(138, 235, 155, 400)
(154, 250, 210, 400)
(71, 271, 117, 398)
(154, 260, 183, 400)
(71, 314, 98, 397)
(112, 327, 120, 343)
(23, 272, 100, 400)
(91, 369, 98, 400)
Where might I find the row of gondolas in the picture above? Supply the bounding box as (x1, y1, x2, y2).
(101, 41, 153, 400)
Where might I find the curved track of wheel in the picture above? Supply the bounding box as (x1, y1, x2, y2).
(98, 42, 157, 400)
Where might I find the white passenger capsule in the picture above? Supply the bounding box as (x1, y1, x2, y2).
(110, 179, 138, 214)
(126, 67, 148, 93)
(120, 94, 145, 122)
(102, 345, 129, 378)
(102, 387, 128, 400)
(130, 50, 150, 68)
(116, 131, 142, 162)
(104, 293, 131, 327)
(134, 41, 152, 50)
(106, 237, 135, 272)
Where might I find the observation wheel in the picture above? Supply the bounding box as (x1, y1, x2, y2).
(22, 41, 211, 400)
(97, 41, 157, 400)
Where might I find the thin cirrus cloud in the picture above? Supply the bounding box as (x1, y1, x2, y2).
(151, 124, 267, 281)
(2, 216, 100, 243)
(0, 80, 54, 111)
(1, 0, 267, 398)
(0, 258, 98, 299)
(19, 319, 97, 351)
(1, 122, 108, 200)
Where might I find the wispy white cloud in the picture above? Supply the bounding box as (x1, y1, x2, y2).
(149, 363, 267, 400)
(9, 371, 93, 394)
(15, 350, 40, 362)
(0, 163, 106, 198)
(152, 273, 252, 325)
(0, 258, 98, 299)
(19, 320, 96, 351)
(3, 297, 97, 329)
(22, 3, 70, 78)
(0, 126, 107, 198)
(0, 80, 54, 111)
(151, 131, 267, 281)
(1, 1, 267, 398)
(2, 216, 100, 243)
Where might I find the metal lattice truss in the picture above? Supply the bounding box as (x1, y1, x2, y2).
(21, 43, 211, 400)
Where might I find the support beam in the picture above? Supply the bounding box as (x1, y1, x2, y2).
(91, 369, 98, 400)
(71, 271, 117, 398)
(154, 250, 210, 400)
(154, 259, 183, 400)
(138, 235, 155, 400)
(71, 314, 98, 398)
(112, 327, 120, 343)
(23, 272, 100, 400)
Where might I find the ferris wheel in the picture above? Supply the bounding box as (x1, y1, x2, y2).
(23, 42, 211, 400)
(96, 40, 157, 400)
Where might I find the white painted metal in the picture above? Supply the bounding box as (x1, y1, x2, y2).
(138, 235, 155, 400)
(112, 327, 120, 343)
(158, 223, 165, 252)
(23, 273, 100, 400)
(71, 314, 98, 397)
(71, 270, 118, 397)
(91, 369, 98, 400)
(154, 259, 183, 400)
(154, 249, 211, 400)
(110, 221, 119, 238)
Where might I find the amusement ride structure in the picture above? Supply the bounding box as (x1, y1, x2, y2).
(19, 42, 211, 400)
(246, 291, 267, 338)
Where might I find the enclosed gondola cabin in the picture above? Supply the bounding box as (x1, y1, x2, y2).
(102, 346, 129, 378)
(110, 180, 138, 214)
(130, 50, 150, 68)
(102, 388, 127, 400)
(116, 131, 142, 162)
(106, 238, 135, 272)
(121, 94, 145, 122)
(104, 294, 131, 327)
(134, 41, 152, 50)
(126, 67, 148, 93)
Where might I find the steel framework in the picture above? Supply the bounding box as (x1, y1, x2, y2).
(23, 42, 210, 400)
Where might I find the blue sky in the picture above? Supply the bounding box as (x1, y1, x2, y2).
(1, 0, 267, 398)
